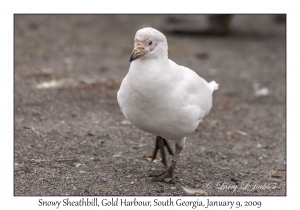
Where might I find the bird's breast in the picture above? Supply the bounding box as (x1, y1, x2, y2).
(118, 77, 200, 140)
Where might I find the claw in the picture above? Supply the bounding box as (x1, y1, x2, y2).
(150, 161, 176, 183)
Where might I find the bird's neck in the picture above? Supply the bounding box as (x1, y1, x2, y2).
(128, 53, 172, 92)
(131, 54, 169, 74)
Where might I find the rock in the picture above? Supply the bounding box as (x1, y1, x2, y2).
(236, 130, 248, 136)
(196, 52, 209, 60)
(164, 178, 172, 183)
(121, 120, 130, 125)
(113, 154, 122, 158)
(253, 82, 269, 96)
(88, 132, 96, 136)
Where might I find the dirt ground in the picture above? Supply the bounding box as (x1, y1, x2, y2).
(14, 14, 286, 196)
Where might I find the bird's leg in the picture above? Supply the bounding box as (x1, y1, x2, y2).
(158, 137, 167, 166)
(163, 138, 174, 156)
(152, 136, 174, 167)
(150, 137, 185, 183)
(152, 136, 160, 161)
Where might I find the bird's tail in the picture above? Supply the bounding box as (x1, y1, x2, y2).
(208, 81, 219, 92)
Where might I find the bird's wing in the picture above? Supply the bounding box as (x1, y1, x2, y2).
(168, 60, 214, 118)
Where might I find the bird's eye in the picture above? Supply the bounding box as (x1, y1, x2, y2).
(148, 40, 152, 45)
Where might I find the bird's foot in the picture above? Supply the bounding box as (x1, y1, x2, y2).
(149, 161, 176, 183)
(152, 136, 174, 167)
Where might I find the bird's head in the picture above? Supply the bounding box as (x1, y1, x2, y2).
(130, 27, 168, 62)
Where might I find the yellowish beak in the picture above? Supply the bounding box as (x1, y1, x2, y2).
(129, 43, 147, 62)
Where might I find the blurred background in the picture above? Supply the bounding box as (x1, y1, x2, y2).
(14, 15, 286, 196)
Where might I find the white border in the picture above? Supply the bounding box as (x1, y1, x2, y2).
(2, 0, 298, 209)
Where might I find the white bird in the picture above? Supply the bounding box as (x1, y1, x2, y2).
(117, 27, 218, 183)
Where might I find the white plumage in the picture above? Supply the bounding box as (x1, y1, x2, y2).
(117, 27, 218, 182)
(117, 27, 218, 141)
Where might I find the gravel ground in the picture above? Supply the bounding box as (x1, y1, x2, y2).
(14, 14, 286, 196)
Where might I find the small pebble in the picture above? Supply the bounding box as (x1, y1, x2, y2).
(113, 154, 122, 158)
(88, 132, 96, 136)
(236, 130, 248, 136)
(170, 187, 176, 190)
(164, 178, 172, 183)
(158, 182, 164, 186)
(196, 52, 209, 60)
(121, 120, 130, 125)
(75, 163, 81, 168)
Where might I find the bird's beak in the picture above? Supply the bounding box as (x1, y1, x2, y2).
(129, 43, 147, 62)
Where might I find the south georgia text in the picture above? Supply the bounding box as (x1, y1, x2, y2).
(38, 198, 262, 209)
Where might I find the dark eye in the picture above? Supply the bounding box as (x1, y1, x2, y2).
(148, 40, 152, 45)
